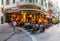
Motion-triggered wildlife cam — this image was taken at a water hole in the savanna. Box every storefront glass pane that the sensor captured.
[29,0,32,3]
[33,0,35,3]
[13,0,15,3]
[25,0,29,3]
[1,0,3,5]
[41,0,43,6]
[45,3,47,7]
[20,0,24,2]
[6,0,10,5]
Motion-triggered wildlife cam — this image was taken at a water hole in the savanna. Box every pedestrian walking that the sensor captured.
[35,23,39,31]
[39,23,44,32]
[12,20,17,31]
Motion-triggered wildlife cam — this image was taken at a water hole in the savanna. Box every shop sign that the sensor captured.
[6,7,20,13]
[50,10,53,18]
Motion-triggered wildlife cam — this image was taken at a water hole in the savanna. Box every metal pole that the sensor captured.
[3,0,5,23]
[58,14,59,27]
[58,14,60,27]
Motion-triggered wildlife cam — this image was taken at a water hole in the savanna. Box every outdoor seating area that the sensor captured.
[5,11,59,34]
[9,16,59,34]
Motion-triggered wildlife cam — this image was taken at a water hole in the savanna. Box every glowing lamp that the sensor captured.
[46,15,49,18]
[39,19,41,22]
[29,15,32,17]
[21,19,24,21]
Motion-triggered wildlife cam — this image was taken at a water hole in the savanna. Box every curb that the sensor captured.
[3,32,16,41]
[19,28,37,41]
[3,28,37,41]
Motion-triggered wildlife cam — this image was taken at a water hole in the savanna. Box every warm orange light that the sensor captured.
[16,18,19,21]
[29,15,32,17]
[44,19,48,22]
[21,19,24,21]
[46,15,49,18]
[11,18,14,21]
[39,19,41,22]
[12,14,16,17]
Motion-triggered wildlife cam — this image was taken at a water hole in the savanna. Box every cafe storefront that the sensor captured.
[5,11,48,23]
[5,5,49,25]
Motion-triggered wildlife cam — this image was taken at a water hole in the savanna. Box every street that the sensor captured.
[0,23,15,41]
[0,0,60,41]
[0,23,60,41]
[33,24,60,41]
[0,23,32,41]
[7,23,60,41]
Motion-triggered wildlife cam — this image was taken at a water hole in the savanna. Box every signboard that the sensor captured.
[5,7,20,13]
[50,10,53,18]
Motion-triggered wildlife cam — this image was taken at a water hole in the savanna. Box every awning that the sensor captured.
[5,8,42,13]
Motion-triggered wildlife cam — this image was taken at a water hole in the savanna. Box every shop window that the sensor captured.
[5,13,11,22]
[33,0,35,3]
[41,0,43,6]
[6,0,10,5]
[29,0,32,3]
[1,0,3,5]
[36,0,37,3]
[45,3,47,7]
[26,0,29,3]
[13,0,15,3]
[20,0,24,2]
[11,13,23,22]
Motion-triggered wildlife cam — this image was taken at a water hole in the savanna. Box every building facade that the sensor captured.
[0,0,49,23]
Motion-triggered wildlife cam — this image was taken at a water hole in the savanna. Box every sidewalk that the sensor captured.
[0,23,15,41]
[7,32,32,41]
[7,23,60,41]
[6,27,32,41]
[0,23,32,41]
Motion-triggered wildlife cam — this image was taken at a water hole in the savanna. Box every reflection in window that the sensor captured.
[36,0,37,3]
[20,0,24,2]
[41,0,43,5]
[45,3,47,7]
[26,0,28,3]
[6,0,9,5]
[13,0,15,3]
[33,0,35,3]
[1,0,3,5]
[29,0,32,3]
